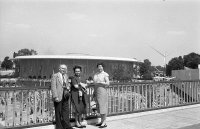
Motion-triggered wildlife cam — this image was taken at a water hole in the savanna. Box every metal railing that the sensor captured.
[0,79,53,128]
[107,80,200,115]
[0,79,200,128]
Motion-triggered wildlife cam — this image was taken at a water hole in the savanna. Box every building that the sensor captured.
[172,65,200,80]
[14,55,140,81]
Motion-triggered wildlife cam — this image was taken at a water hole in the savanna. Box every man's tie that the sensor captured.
[62,74,66,86]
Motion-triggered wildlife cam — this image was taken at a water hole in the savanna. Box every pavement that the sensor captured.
[27,104,200,129]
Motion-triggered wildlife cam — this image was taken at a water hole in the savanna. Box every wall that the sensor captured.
[18,59,138,81]
[172,69,200,80]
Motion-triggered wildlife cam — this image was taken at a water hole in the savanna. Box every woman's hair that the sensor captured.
[88,76,93,80]
[73,65,82,72]
[96,62,105,68]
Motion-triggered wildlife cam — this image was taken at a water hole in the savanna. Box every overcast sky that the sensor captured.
[0,0,199,66]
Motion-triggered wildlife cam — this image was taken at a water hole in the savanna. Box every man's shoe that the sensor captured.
[99,124,107,128]
[81,125,86,128]
[96,123,102,126]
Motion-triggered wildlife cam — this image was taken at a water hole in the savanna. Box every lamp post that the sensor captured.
[149,46,168,76]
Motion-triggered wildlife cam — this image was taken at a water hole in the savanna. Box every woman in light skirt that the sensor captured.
[93,63,110,128]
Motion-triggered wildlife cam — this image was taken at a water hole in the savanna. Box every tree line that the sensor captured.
[166,52,200,76]
[0,49,199,80]
[1,49,37,70]
[139,52,200,79]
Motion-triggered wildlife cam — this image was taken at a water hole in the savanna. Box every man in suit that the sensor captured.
[51,64,73,129]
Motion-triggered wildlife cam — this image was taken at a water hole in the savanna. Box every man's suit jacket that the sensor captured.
[51,72,69,102]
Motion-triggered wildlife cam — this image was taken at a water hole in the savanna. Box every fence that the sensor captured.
[0,79,200,128]
[107,80,200,115]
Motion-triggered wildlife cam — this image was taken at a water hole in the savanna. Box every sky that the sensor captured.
[0,0,199,66]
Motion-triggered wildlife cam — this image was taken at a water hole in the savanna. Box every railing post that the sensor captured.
[130,84,133,111]
[20,91,23,126]
[4,91,6,127]
[184,82,186,103]
[13,91,15,126]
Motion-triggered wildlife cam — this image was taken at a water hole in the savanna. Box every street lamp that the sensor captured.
[149,46,168,76]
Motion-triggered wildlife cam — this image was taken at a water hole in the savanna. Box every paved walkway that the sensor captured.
[28,104,200,129]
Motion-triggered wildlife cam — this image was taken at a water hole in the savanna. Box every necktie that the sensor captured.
[62,75,66,86]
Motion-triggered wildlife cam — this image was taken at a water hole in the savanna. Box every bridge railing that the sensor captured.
[0,79,200,128]
[0,79,53,128]
[106,80,200,115]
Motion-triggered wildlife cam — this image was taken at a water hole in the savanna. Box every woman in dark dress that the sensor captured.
[70,65,87,128]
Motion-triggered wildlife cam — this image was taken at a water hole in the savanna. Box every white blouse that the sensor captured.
[93,71,109,84]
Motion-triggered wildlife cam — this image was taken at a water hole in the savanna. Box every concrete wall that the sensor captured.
[172,69,200,80]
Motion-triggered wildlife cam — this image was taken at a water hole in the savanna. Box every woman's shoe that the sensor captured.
[67,127,74,129]
[77,126,84,128]
[75,124,84,128]
[96,123,102,126]
[99,124,107,128]
[81,125,86,128]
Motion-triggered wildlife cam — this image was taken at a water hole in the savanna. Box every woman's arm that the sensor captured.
[80,82,87,88]
[99,76,109,86]
[96,76,110,86]
[104,76,110,85]
[74,84,79,89]
[71,77,79,89]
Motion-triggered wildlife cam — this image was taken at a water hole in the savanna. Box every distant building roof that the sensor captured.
[14,55,139,62]
[184,66,191,70]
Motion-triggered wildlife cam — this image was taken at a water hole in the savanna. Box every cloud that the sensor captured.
[15,23,31,29]
[66,12,88,21]
[166,30,186,35]
[88,34,98,37]
[1,23,31,32]
[88,34,104,38]
[5,22,31,29]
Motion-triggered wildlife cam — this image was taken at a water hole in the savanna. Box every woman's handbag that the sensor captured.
[80,86,87,94]
[90,95,97,111]
[63,88,70,99]
[90,99,97,115]
[90,100,97,110]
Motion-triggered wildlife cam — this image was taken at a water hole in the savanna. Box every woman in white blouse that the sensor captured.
[93,63,110,128]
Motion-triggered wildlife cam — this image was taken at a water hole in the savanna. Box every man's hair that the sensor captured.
[59,64,67,69]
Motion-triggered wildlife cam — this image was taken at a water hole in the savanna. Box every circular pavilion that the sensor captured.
[14,54,140,81]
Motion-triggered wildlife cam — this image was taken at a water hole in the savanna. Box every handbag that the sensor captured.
[80,86,87,94]
[90,95,97,110]
[63,88,70,99]
[90,100,97,110]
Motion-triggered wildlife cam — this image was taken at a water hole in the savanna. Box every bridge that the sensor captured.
[29,104,200,129]
[0,79,200,129]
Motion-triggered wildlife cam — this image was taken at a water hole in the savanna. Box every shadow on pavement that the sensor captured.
[178,123,200,129]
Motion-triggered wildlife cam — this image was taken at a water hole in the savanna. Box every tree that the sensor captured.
[13,48,37,57]
[166,56,184,76]
[112,65,124,81]
[183,52,200,69]
[112,64,132,82]
[1,56,13,70]
[154,65,165,72]
[151,65,165,77]
[139,59,153,80]
[12,49,37,77]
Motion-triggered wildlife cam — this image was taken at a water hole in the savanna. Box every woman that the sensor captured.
[93,63,110,128]
[70,65,87,128]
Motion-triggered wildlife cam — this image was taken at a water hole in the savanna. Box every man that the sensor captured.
[51,64,73,129]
